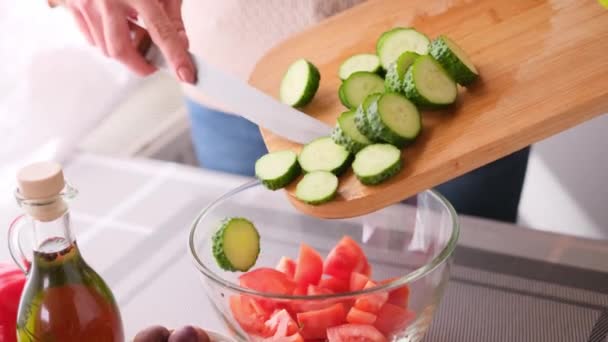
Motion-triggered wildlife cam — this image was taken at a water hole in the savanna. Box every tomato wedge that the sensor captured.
[264,309,299,336]
[323,236,368,280]
[294,244,323,288]
[318,276,350,293]
[374,303,416,335]
[327,324,387,342]
[296,303,347,340]
[349,272,369,292]
[239,268,296,295]
[353,281,388,314]
[346,307,377,325]
[229,295,272,336]
[380,278,410,307]
[276,257,297,280]
[308,284,333,296]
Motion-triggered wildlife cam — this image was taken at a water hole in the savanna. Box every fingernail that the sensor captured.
[177,66,195,84]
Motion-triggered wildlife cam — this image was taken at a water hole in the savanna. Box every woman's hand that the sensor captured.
[63,0,195,83]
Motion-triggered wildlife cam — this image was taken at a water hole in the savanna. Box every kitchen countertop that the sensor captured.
[1,153,606,340]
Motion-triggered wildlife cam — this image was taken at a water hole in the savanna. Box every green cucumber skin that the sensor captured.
[212,218,260,272]
[384,51,420,93]
[353,146,403,185]
[331,126,368,154]
[367,94,421,148]
[293,61,321,107]
[354,93,383,142]
[257,161,301,191]
[403,57,456,109]
[338,82,350,108]
[429,36,478,86]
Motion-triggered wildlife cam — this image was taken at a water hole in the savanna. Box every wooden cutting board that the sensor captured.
[249,0,608,219]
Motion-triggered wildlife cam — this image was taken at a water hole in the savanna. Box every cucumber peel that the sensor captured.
[212,218,260,272]
[332,110,373,154]
[430,35,478,86]
[403,54,457,108]
[385,51,419,93]
[280,59,320,107]
[255,150,301,190]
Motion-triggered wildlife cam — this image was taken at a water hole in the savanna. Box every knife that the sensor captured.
[142,39,332,144]
[48,0,331,144]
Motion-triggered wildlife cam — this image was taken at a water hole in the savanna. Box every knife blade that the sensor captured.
[145,41,332,144]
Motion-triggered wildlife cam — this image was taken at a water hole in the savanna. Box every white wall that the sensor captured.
[518,114,608,240]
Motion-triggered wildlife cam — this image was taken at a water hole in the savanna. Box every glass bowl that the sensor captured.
[189,180,459,342]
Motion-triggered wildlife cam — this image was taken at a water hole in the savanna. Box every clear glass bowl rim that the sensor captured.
[188,180,460,300]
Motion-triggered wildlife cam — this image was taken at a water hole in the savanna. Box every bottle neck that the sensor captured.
[30,209,75,254]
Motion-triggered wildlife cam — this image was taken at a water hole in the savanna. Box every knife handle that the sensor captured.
[47,0,158,65]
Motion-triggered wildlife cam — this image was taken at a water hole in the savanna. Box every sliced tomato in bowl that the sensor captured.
[318,276,350,293]
[294,244,323,288]
[229,295,272,336]
[349,272,369,292]
[275,257,297,280]
[323,236,368,280]
[297,302,347,340]
[327,324,387,342]
[380,278,410,307]
[354,281,388,314]
[374,303,416,335]
[346,307,377,325]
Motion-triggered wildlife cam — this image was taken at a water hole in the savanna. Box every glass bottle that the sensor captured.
[8,161,124,342]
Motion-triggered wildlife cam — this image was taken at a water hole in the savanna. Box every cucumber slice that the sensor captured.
[295,171,339,205]
[332,110,373,154]
[298,137,352,176]
[353,144,402,185]
[354,93,383,142]
[339,54,382,80]
[385,51,419,93]
[212,218,260,272]
[368,92,422,147]
[404,55,457,107]
[430,35,478,86]
[340,71,385,109]
[280,59,320,107]
[338,82,349,107]
[255,150,301,190]
[376,28,430,70]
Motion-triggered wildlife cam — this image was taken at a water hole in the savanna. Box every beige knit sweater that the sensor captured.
[181,0,365,111]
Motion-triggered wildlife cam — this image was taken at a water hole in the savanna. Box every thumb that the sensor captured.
[137,0,195,83]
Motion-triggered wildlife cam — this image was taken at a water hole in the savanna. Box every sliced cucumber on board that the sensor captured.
[354,93,383,142]
[339,71,385,109]
[368,92,422,147]
[255,150,300,190]
[404,54,457,107]
[298,137,352,176]
[339,54,382,80]
[376,28,430,70]
[353,144,402,185]
[295,171,339,205]
[280,59,320,107]
[212,218,260,272]
[332,110,373,154]
[385,51,419,93]
[430,35,478,86]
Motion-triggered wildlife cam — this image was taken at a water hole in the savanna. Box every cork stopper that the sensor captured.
[17,161,65,200]
[16,161,67,221]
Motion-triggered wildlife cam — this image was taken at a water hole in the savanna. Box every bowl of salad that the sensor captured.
[189,180,459,342]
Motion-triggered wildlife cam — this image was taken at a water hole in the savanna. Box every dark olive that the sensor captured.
[133,325,171,342]
[168,325,209,342]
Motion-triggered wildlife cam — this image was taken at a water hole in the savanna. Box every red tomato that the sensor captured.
[239,268,296,295]
[296,303,346,340]
[0,263,26,342]
[276,257,297,280]
[264,309,299,336]
[374,304,416,335]
[380,278,410,307]
[294,244,323,288]
[318,276,350,293]
[349,272,369,292]
[354,281,388,314]
[362,260,373,277]
[307,284,333,296]
[327,324,387,342]
[229,295,273,336]
[323,236,368,280]
[346,307,377,325]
